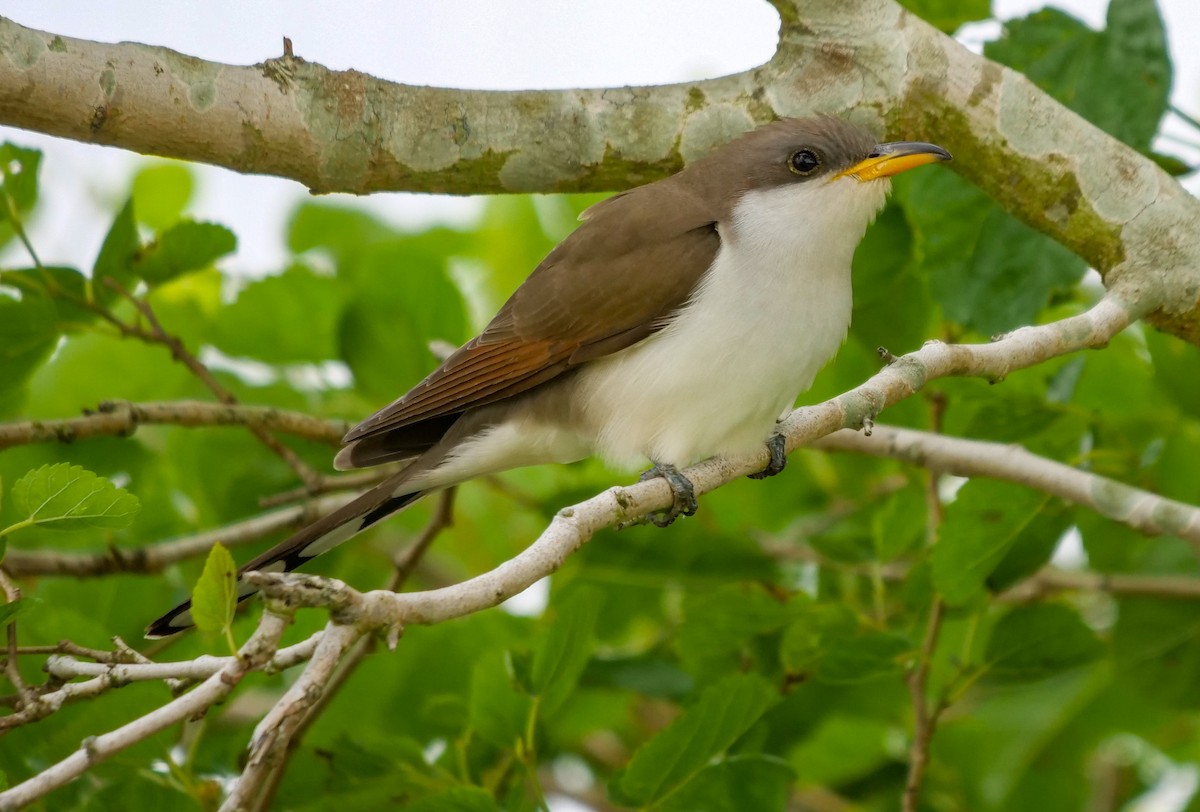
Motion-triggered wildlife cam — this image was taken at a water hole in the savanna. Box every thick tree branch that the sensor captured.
[1,3,1197,340]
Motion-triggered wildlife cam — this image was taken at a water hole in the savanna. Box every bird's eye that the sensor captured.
[789,149,821,176]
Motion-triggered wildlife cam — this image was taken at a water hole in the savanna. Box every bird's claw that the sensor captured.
[748,433,787,480]
[640,463,698,527]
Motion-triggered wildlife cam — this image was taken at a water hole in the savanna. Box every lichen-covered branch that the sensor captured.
[1,5,1199,340]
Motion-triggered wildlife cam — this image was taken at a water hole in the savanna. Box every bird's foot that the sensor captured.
[748,432,787,480]
[639,463,698,527]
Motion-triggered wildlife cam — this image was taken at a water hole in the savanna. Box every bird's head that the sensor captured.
[693,116,951,251]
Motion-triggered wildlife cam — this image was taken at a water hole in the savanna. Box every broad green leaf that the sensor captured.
[338,243,467,400]
[528,586,602,715]
[1146,328,1200,419]
[288,201,393,257]
[0,291,59,405]
[658,755,794,812]
[406,787,501,812]
[787,715,893,786]
[932,480,1049,605]
[190,542,237,639]
[817,629,911,685]
[11,463,140,531]
[91,198,139,302]
[212,264,343,364]
[960,209,1086,335]
[780,603,857,677]
[896,170,1085,335]
[679,583,797,680]
[130,162,194,231]
[985,0,1170,151]
[871,484,927,561]
[467,648,532,749]
[986,502,1074,591]
[617,673,778,806]
[985,603,1105,680]
[134,221,236,285]
[898,0,990,33]
[1113,598,1200,708]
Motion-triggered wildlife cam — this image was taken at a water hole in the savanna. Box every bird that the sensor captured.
[145,115,951,637]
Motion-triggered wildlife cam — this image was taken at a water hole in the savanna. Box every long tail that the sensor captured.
[145,472,425,638]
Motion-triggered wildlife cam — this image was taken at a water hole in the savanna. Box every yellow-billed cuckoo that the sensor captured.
[146,116,950,637]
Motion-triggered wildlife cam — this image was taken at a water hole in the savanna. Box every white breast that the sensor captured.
[572,177,889,469]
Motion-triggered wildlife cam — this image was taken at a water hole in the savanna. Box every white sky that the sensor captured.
[0,0,1198,273]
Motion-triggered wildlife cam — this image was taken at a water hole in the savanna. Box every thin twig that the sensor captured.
[0,610,292,808]
[903,598,945,812]
[901,392,948,812]
[104,279,323,490]
[3,493,357,578]
[0,400,346,451]
[0,569,30,710]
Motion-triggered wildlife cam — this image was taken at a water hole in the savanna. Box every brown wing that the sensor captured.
[342,176,720,449]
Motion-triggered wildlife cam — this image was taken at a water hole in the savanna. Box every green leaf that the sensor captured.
[405,787,500,812]
[190,542,238,640]
[985,0,1170,151]
[787,715,894,786]
[986,503,1074,591]
[11,463,140,531]
[1113,598,1200,708]
[91,198,140,302]
[932,480,1049,605]
[134,221,236,285]
[338,243,467,400]
[0,290,59,405]
[288,201,393,257]
[897,170,1086,335]
[959,209,1086,335]
[986,603,1105,680]
[0,142,41,211]
[130,162,194,231]
[528,586,602,715]
[1146,328,1200,420]
[657,755,795,812]
[679,583,796,680]
[897,0,990,33]
[0,598,33,626]
[816,629,911,685]
[467,648,533,749]
[212,264,343,364]
[617,673,778,807]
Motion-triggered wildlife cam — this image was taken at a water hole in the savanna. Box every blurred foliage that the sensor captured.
[1,0,1200,809]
